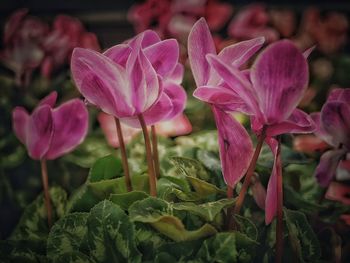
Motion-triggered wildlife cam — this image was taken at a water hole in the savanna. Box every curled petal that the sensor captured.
[212,106,253,188]
[161,82,187,120]
[188,17,216,87]
[26,105,53,160]
[266,109,315,137]
[144,39,179,78]
[12,106,30,144]
[103,44,132,67]
[251,40,309,124]
[38,91,57,107]
[45,99,88,160]
[315,149,347,187]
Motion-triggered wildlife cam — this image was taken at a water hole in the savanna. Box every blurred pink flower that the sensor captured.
[228,4,278,43]
[293,134,329,154]
[12,91,88,160]
[269,9,296,38]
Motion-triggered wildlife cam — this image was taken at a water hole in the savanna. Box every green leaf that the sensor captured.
[172,199,235,222]
[0,239,47,263]
[233,215,259,241]
[47,213,89,261]
[196,232,258,263]
[10,186,67,241]
[53,251,94,263]
[284,208,321,262]
[109,191,149,210]
[129,197,217,242]
[155,240,203,262]
[187,176,226,197]
[86,200,142,263]
[170,157,210,181]
[89,154,123,182]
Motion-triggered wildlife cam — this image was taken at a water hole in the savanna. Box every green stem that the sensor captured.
[115,117,132,192]
[40,159,52,228]
[138,114,157,196]
[151,125,160,179]
[233,127,266,215]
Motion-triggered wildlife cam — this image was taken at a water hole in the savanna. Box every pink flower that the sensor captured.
[71,30,186,128]
[155,113,192,137]
[228,4,278,43]
[207,38,314,223]
[293,134,328,154]
[12,91,88,160]
[188,18,262,188]
[312,88,350,187]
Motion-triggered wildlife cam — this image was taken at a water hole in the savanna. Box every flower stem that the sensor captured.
[115,117,132,192]
[40,159,52,228]
[138,114,157,196]
[151,125,160,179]
[276,138,283,263]
[233,127,266,215]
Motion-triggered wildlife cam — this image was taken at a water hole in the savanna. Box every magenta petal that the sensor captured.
[218,37,265,67]
[144,39,179,78]
[327,88,350,103]
[168,63,184,85]
[303,46,316,59]
[38,91,57,107]
[251,40,309,124]
[140,30,161,47]
[71,48,132,117]
[12,106,29,144]
[161,82,187,120]
[321,101,350,147]
[251,176,267,210]
[45,99,88,160]
[310,112,334,146]
[212,107,253,187]
[121,92,173,128]
[103,44,132,67]
[26,105,53,160]
[266,109,315,137]
[315,149,347,187]
[188,18,216,87]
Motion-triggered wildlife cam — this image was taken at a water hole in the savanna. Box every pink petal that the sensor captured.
[327,88,350,103]
[4,9,28,45]
[103,44,132,67]
[321,102,350,147]
[71,48,133,117]
[26,105,53,160]
[12,106,30,144]
[310,112,335,146]
[161,82,187,120]
[144,39,179,78]
[155,114,192,137]
[266,109,315,137]
[218,37,265,68]
[212,106,253,188]
[303,46,316,59]
[98,112,140,148]
[188,18,216,87]
[140,30,161,47]
[38,91,57,107]
[251,175,267,210]
[167,63,184,85]
[293,135,329,154]
[45,99,88,159]
[251,40,309,124]
[315,149,347,187]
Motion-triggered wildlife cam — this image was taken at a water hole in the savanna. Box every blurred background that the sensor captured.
[0,0,349,239]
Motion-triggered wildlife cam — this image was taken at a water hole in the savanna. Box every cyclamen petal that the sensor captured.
[161,82,187,120]
[168,63,184,85]
[38,91,58,107]
[327,88,350,103]
[12,106,30,144]
[212,107,253,187]
[45,99,88,160]
[103,44,132,67]
[310,112,335,147]
[251,40,308,124]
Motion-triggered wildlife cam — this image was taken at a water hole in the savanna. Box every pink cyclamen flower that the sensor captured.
[71,29,186,128]
[188,18,265,188]
[12,91,88,160]
[312,88,350,187]
[228,4,279,43]
[206,38,314,223]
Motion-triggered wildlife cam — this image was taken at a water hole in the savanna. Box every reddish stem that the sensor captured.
[151,125,160,179]
[40,159,52,228]
[276,139,283,263]
[233,127,266,214]
[138,114,157,196]
[115,117,132,192]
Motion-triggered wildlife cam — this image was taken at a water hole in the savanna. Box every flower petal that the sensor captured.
[168,63,184,85]
[218,37,265,67]
[310,112,334,146]
[315,149,347,187]
[155,114,192,137]
[161,82,187,120]
[327,88,350,103]
[251,174,267,210]
[144,39,179,78]
[45,99,88,160]
[71,48,132,117]
[26,105,53,160]
[12,106,29,144]
[38,91,57,107]
[212,106,253,188]
[188,18,216,87]
[303,46,316,59]
[266,109,315,137]
[103,44,132,67]
[251,40,309,124]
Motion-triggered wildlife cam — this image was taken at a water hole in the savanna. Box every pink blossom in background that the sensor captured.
[228,4,279,43]
[293,134,329,154]
[12,91,88,160]
[269,9,296,38]
[71,29,186,129]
